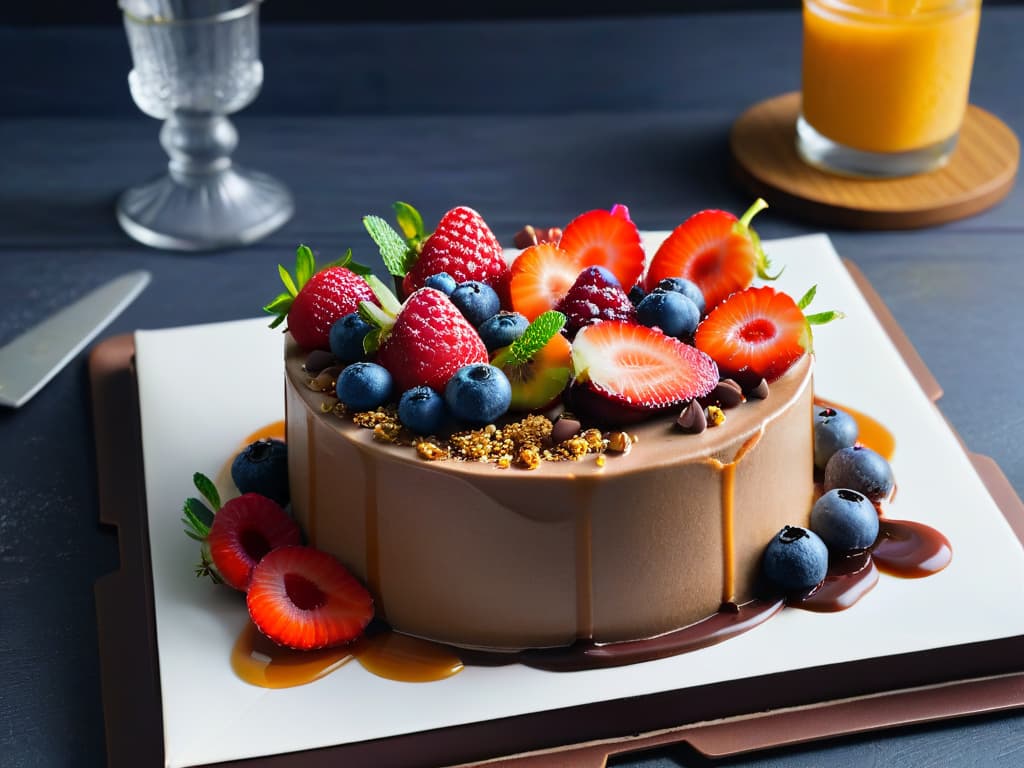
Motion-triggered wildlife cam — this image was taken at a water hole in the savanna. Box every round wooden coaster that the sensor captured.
[729,92,1019,229]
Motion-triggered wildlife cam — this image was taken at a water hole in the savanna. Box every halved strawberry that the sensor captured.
[694,285,841,385]
[643,199,776,311]
[508,243,582,321]
[247,545,374,650]
[264,245,378,351]
[362,285,488,393]
[206,494,302,592]
[401,206,509,300]
[569,321,719,426]
[559,208,645,291]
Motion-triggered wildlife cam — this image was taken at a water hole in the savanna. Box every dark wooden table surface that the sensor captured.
[2,7,1023,767]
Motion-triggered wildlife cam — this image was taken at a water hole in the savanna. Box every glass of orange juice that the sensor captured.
[798,0,981,177]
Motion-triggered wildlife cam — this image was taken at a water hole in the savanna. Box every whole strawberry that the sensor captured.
[264,245,379,350]
[361,285,488,393]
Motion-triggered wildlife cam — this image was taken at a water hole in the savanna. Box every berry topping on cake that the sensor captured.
[362,284,489,394]
[508,243,582,321]
[694,285,842,386]
[231,439,290,506]
[450,280,502,327]
[423,272,458,296]
[398,385,448,435]
[653,277,706,316]
[329,313,373,363]
[636,289,700,340]
[400,206,509,299]
[491,311,572,411]
[207,494,302,592]
[762,526,829,593]
[568,321,719,426]
[478,311,529,352]
[555,265,636,338]
[559,207,645,290]
[444,363,512,426]
[643,199,777,310]
[336,362,394,411]
[246,545,374,650]
[264,245,378,351]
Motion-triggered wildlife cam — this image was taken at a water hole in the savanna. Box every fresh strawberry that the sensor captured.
[206,493,302,592]
[694,285,842,385]
[401,206,509,301]
[559,207,645,291]
[555,265,635,338]
[264,245,378,351]
[643,199,777,311]
[247,545,374,650]
[362,285,488,393]
[568,321,719,426]
[508,243,582,321]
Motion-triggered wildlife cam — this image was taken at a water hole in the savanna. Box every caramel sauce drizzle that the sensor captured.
[232,623,462,688]
[815,398,895,461]
[706,428,764,604]
[240,420,286,447]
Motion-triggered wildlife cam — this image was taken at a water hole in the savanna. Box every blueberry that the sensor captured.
[230,439,289,506]
[823,445,894,502]
[478,311,529,352]
[424,272,458,296]
[762,525,829,592]
[813,406,859,469]
[636,290,700,339]
[329,313,372,363]
[450,280,501,327]
[336,362,393,411]
[810,488,880,552]
[656,277,706,316]
[444,363,512,426]
[627,284,646,307]
[398,385,447,435]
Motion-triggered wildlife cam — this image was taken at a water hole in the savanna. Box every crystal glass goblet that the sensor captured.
[116,0,293,251]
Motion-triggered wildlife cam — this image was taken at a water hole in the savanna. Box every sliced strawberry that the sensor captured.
[264,246,379,351]
[643,199,775,311]
[508,243,582,321]
[559,208,645,291]
[569,321,719,426]
[371,287,489,393]
[694,286,811,385]
[247,545,374,650]
[555,265,635,338]
[402,206,509,300]
[207,494,302,592]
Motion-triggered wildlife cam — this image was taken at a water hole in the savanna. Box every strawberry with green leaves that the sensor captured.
[694,285,843,386]
[182,473,301,591]
[264,245,379,351]
[359,277,489,394]
[364,202,509,302]
[644,199,779,311]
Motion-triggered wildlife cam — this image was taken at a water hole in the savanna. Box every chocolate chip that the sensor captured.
[747,378,770,400]
[304,349,338,374]
[720,601,740,614]
[512,225,539,249]
[713,379,745,409]
[676,400,707,434]
[551,416,582,443]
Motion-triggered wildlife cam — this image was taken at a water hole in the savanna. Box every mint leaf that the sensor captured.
[192,472,221,512]
[506,311,566,365]
[364,215,414,278]
[797,285,817,310]
[393,201,425,242]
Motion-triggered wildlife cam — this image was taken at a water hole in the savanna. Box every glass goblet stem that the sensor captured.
[161,111,237,181]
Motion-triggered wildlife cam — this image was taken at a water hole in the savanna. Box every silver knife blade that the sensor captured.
[0,270,151,408]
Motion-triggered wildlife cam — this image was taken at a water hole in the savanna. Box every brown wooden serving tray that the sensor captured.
[91,261,1024,768]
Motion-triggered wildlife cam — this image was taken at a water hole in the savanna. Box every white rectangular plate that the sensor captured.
[133,234,1024,768]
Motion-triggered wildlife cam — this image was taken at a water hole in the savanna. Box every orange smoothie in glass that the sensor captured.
[802,0,981,155]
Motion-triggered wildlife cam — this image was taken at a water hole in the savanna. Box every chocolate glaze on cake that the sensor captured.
[285,336,815,652]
